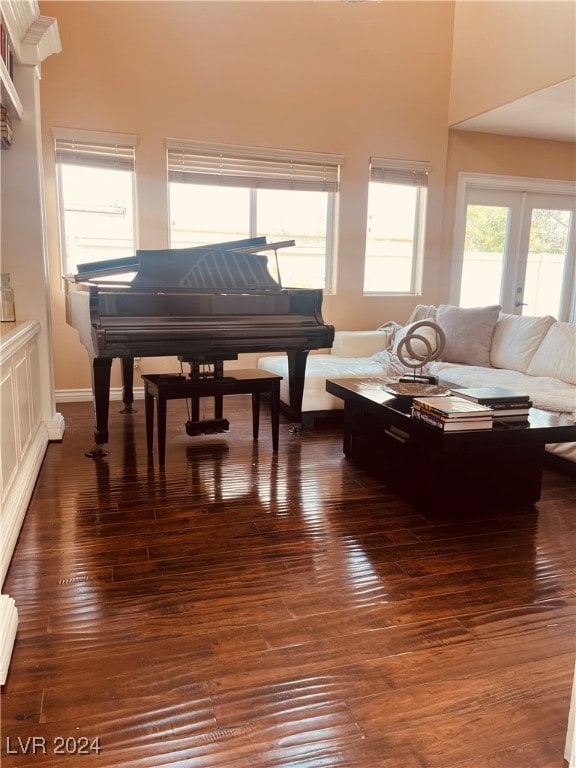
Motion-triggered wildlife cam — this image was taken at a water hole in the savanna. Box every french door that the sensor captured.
[451,174,576,321]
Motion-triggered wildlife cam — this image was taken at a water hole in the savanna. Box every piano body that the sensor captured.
[65,237,334,453]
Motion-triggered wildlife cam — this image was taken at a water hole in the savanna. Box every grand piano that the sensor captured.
[65,237,335,454]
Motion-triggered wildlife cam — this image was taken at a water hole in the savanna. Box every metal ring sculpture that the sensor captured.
[396,320,446,370]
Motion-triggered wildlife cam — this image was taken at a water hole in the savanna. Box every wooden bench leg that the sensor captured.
[156,395,168,467]
[271,381,280,452]
[145,386,155,456]
[252,392,260,441]
[191,395,200,423]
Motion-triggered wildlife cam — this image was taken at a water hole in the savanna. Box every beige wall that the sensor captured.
[37,1,575,394]
[449,0,576,125]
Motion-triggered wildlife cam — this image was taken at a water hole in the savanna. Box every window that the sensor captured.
[54,128,137,276]
[166,139,342,291]
[364,158,430,294]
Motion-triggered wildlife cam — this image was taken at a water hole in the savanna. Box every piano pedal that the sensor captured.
[185,418,230,437]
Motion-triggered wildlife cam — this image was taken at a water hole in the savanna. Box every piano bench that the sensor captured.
[141,369,283,466]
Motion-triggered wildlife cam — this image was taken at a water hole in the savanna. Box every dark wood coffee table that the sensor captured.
[326,377,576,509]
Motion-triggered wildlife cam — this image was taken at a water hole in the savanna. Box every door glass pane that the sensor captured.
[523,208,571,317]
[460,204,509,307]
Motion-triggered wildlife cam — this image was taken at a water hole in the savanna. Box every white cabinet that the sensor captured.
[0,322,49,684]
[0,321,47,587]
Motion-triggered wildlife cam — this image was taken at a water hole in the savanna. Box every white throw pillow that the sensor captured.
[526,322,576,385]
[436,304,501,367]
[490,313,556,373]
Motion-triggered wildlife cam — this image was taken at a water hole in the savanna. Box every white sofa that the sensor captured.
[258,304,576,467]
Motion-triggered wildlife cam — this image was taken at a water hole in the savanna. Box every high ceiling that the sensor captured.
[450,78,576,144]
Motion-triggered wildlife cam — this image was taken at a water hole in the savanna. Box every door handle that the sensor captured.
[515,301,528,307]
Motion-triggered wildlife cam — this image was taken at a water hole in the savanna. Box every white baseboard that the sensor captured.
[566,663,576,766]
[56,387,145,403]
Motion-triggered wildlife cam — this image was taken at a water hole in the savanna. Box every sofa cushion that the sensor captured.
[436,304,501,367]
[526,322,576,385]
[331,330,391,358]
[490,313,556,373]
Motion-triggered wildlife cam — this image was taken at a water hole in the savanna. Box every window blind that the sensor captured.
[53,128,137,171]
[166,139,343,193]
[370,157,431,187]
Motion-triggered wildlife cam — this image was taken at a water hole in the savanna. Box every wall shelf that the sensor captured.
[0,56,23,120]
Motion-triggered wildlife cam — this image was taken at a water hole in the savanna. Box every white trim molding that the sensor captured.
[1,2,61,66]
[456,172,576,196]
[56,387,145,403]
[566,664,576,767]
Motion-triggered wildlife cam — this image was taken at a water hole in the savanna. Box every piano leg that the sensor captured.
[120,357,137,414]
[86,357,112,457]
[286,349,309,422]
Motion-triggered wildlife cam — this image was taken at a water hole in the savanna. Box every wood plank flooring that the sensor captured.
[1,396,575,767]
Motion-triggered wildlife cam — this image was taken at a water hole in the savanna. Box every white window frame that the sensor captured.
[53,127,138,277]
[165,138,343,293]
[451,173,576,321]
[364,157,431,296]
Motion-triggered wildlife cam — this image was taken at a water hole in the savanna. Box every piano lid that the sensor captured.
[72,237,295,291]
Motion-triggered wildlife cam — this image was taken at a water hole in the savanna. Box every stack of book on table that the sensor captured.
[453,386,532,422]
[411,396,494,431]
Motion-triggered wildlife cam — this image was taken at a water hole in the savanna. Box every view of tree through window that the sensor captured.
[528,209,570,254]
[464,205,569,254]
[463,204,509,252]
[460,204,508,306]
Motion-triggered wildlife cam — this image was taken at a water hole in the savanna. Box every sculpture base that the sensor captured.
[398,374,438,385]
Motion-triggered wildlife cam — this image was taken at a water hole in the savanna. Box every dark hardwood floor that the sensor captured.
[1,396,575,767]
